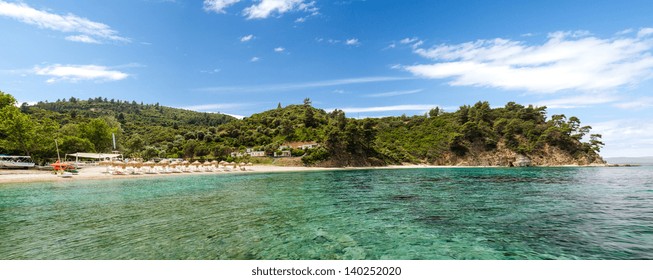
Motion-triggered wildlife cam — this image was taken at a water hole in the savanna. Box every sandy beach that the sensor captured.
[0,165,421,184]
[0,165,333,184]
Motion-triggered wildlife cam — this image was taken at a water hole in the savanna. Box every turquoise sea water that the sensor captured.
[1,167,652,259]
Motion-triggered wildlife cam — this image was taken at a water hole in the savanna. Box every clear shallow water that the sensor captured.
[1,167,652,260]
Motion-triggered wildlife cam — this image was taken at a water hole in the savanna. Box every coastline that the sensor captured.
[0,163,611,185]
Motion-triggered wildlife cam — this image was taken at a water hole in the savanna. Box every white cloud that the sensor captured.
[345,38,360,46]
[65,35,100,44]
[33,64,128,83]
[616,29,633,36]
[0,1,128,43]
[533,94,620,109]
[591,119,653,157]
[182,103,252,119]
[244,0,318,20]
[182,103,249,111]
[200,68,221,74]
[614,97,653,109]
[240,34,254,42]
[637,28,653,38]
[400,37,418,44]
[198,76,413,93]
[274,47,285,52]
[398,37,422,48]
[250,56,260,62]
[224,113,246,119]
[328,104,440,114]
[405,28,653,93]
[365,89,424,98]
[203,0,241,13]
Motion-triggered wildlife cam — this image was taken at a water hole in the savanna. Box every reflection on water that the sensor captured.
[1,167,652,259]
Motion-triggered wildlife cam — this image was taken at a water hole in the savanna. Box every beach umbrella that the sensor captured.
[113,161,126,169]
[191,160,201,166]
[247,162,253,166]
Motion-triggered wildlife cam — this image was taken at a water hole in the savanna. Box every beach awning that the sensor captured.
[66,153,122,160]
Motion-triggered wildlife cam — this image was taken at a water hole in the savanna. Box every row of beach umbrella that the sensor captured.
[100,160,253,174]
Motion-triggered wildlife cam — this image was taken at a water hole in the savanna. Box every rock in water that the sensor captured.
[514,154,532,167]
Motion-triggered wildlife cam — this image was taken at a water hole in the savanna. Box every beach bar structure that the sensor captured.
[65,152,123,163]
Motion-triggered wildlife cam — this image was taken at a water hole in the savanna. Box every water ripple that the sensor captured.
[1,167,652,259]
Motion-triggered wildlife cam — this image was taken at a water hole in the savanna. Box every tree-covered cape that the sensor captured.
[1,91,603,166]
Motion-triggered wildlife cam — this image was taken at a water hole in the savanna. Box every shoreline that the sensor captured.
[0,163,616,185]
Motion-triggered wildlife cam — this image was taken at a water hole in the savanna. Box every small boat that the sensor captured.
[58,172,74,178]
[0,155,36,169]
[50,160,79,174]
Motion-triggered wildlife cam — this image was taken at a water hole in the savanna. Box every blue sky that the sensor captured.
[2,0,653,157]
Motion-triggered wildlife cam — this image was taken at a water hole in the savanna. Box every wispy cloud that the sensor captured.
[198,76,413,93]
[614,97,653,109]
[364,89,424,98]
[33,64,129,83]
[181,103,254,119]
[591,119,653,157]
[200,68,221,74]
[240,34,254,42]
[327,104,440,114]
[274,47,285,52]
[405,28,653,93]
[243,0,318,20]
[318,37,364,47]
[400,37,419,44]
[65,35,100,44]
[203,0,241,13]
[182,103,250,111]
[250,56,260,62]
[345,38,360,46]
[0,1,129,44]
[224,113,246,119]
[533,94,620,109]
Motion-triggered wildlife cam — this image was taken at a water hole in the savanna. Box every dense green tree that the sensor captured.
[0,90,17,108]
[59,135,94,155]
[589,134,604,152]
[81,118,117,152]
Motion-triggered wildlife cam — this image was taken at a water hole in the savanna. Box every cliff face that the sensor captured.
[431,142,605,167]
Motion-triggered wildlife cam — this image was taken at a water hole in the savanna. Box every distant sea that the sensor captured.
[1,167,652,259]
[605,156,653,165]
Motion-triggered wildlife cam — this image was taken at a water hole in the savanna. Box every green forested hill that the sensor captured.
[1,91,604,166]
[1,93,235,163]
